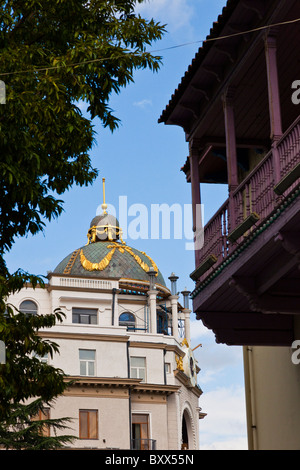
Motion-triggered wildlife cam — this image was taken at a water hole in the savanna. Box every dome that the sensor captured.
[53,240,166,287]
[88,212,121,243]
[53,178,167,292]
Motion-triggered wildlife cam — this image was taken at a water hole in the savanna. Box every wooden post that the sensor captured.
[189,139,202,267]
[222,87,238,232]
[264,32,282,142]
[264,32,282,185]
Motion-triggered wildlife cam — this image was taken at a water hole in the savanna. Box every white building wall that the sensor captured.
[7,276,201,451]
[52,394,131,449]
[131,402,169,450]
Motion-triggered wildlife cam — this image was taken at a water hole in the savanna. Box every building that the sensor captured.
[159,0,300,450]
[8,184,204,450]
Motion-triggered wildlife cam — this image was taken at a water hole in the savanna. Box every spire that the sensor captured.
[102,177,108,215]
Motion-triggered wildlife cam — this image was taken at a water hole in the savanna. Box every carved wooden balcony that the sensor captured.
[192,115,300,284]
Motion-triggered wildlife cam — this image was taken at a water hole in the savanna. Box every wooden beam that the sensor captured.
[241,0,265,19]
[202,65,223,83]
[229,275,300,314]
[215,44,237,63]
[190,84,210,101]
[196,310,294,346]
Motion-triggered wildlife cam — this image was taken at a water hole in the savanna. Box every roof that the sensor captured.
[158,0,240,124]
[53,240,166,287]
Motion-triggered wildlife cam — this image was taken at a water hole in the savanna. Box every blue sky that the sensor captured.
[4,0,248,449]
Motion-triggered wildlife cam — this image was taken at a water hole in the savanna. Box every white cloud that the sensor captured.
[190,318,212,340]
[189,319,247,448]
[199,386,248,450]
[133,99,152,108]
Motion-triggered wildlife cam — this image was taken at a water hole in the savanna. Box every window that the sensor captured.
[130,357,146,382]
[79,410,98,439]
[19,300,38,315]
[119,312,136,330]
[165,362,171,374]
[79,349,95,376]
[72,308,97,324]
[132,414,150,450]
[32,408,50,437]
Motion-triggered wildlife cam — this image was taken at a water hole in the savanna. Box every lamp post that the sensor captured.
[168,272,179,296]
[181,287,191,310]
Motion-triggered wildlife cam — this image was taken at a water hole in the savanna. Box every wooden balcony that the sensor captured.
[191,115,300,285]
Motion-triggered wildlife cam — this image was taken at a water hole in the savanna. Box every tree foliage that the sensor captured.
[0,261,76,448]
[0,261,68,420]
[0,0,165,448]
[0,398,74,450]
[0,0,165,253]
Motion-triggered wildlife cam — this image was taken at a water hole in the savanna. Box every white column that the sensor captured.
[148,290,157,334]
[112,288,119,326]
[183,308,191,345]
[170,295,179,340]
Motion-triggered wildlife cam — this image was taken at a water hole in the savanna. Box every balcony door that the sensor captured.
[132,414,149,450]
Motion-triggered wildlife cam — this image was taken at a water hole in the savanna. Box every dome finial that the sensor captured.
[102,177,108,215]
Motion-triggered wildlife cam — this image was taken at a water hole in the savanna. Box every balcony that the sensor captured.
[131,439,157,450]
[191,115,300,285]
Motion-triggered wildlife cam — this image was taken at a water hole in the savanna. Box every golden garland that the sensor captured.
[80,246,117,272]
[80,242,158,276]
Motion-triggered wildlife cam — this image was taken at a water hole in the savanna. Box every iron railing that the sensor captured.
[131,439,157,450]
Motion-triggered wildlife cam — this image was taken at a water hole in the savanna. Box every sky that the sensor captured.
[4,0,248,450]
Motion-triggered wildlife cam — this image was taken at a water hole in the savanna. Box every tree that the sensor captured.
[0,0,165,253]
[0,398,74,450]
[0,261,75,448]
[0,0,165,448]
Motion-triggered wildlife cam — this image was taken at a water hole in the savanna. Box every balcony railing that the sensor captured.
[131,439,157,450]
[193,115,300,283]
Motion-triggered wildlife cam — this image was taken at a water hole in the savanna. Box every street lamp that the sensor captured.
[168,272,179,296]
[181,287,191,310]
[148,266,157,290]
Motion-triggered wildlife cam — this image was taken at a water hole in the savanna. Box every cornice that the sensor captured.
[129,341,185,357]
[38,331,130,343]
[174,370,203,397]
[63,376,180,399]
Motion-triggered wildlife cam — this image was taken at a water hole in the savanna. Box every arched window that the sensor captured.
[19,300,38,315]
[119,312,136,330]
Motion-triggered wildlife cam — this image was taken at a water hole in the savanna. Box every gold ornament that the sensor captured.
[80,242,158,276]
[175,355,184,371]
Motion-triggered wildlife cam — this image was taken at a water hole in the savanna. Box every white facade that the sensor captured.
[8,210,203,450]
[10,275,201,450]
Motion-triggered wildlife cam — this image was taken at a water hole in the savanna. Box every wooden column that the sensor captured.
[264,32,282,141]
[264,32,282,184]
[189,139,202,267]
[222,87,238,232]
[223,87,239,189]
